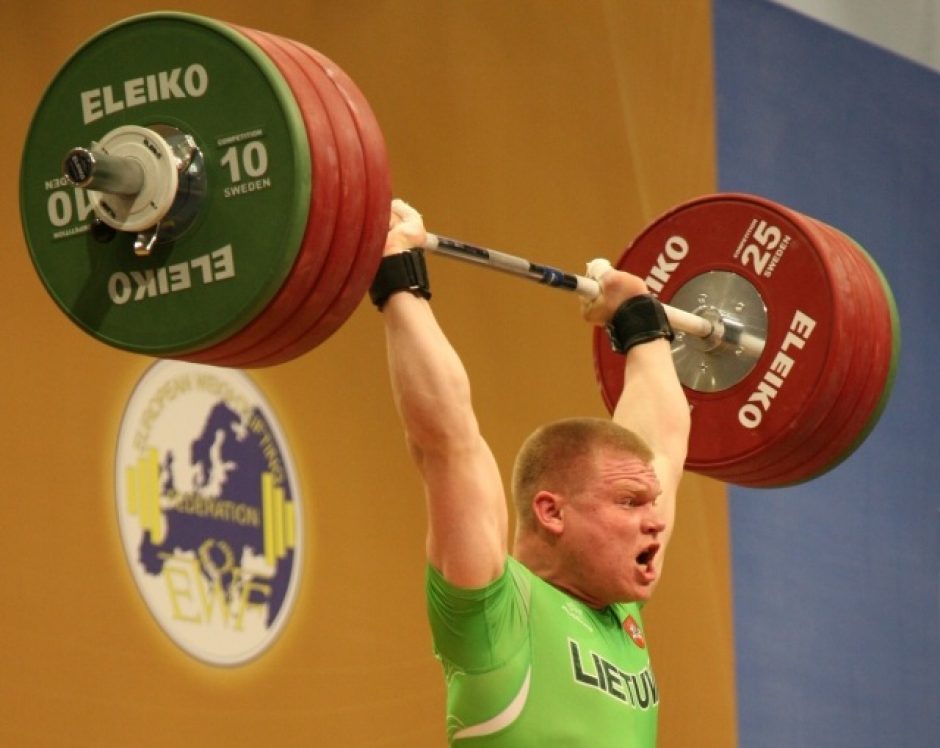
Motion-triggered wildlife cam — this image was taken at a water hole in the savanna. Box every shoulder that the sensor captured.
[426,557,532,607]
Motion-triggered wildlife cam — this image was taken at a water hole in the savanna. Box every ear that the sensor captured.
[531,491,566,536]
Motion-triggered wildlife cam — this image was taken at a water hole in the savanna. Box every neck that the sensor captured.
[514,531,605,609]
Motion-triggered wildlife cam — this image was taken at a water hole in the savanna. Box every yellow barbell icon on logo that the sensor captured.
[125,448,295,566]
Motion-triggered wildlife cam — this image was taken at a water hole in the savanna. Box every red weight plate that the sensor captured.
[594,194,852,481]
[216,30,369,368]
[804,230,899,475]
[245,42,390,366]
[239,40,380,367]
[182,25,342,366]
[304,43,389,287]
[712,213,870,485]
[697,206,869,484]
[722,218,871,485]
[707,207,873,483]
[180,25,338,365]
[749,222,897,486]
[743,228,882,486]
[595,196,849,478]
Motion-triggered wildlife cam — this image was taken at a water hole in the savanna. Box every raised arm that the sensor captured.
[378,201,508,588]
[582,267,691,551]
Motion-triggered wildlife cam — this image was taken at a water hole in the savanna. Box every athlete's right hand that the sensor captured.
[581,258,650,325]
[385,199,427,256]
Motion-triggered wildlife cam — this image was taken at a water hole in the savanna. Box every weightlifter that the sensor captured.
[372,200,690,746]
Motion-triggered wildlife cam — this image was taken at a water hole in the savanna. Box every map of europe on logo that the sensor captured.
[115,360,303,665]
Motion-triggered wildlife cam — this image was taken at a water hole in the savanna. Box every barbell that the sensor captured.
[19,13,899,488]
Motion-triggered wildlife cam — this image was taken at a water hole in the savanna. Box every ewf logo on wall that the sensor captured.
[115,360,303,665]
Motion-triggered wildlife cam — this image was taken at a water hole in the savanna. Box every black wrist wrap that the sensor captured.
[369,248,432,310]
[605,294,674,354]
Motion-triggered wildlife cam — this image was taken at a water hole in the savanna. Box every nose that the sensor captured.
[641,505,666,536]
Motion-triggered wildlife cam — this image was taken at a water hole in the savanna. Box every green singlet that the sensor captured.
[426,557,658,746]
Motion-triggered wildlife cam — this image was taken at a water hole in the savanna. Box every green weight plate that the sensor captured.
[20,12,310,355]
[184,24,343,366]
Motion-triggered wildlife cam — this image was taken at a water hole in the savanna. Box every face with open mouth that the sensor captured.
[558,448,666,607]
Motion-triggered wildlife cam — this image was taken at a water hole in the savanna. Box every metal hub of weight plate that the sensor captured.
[667,270,768,393]
[20,12,312,356]
[74,124,179,233]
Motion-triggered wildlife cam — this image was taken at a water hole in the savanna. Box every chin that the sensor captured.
[623,580,658,604]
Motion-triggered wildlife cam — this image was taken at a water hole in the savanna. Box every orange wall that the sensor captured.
[1,1,735,745]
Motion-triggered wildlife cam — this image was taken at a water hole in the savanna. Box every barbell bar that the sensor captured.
[56,145,766,365]
[422,233,765,358]
[19,12,899,487]
[55,138,761,359]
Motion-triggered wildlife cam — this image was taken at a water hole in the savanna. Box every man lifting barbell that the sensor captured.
[373,200,690,746]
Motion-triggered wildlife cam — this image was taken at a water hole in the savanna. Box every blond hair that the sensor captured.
[510,417,653,527]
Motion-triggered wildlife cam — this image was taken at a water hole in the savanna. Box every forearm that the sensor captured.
[383,292,479,455]
[613,339,690,479]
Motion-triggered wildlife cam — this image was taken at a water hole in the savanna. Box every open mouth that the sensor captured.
[636,544,660,567]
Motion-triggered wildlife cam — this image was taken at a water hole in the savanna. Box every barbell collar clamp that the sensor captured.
[62,124,205,242]
[134,223,161,257]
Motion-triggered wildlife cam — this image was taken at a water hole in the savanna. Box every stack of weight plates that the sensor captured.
[20,12,390,367]
[593,194,899,488]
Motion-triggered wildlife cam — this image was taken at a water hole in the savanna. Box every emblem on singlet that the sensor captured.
[624,615,646,648]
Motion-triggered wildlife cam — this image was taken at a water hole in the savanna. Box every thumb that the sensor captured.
[384,199,427,255]
[580,258,614,323]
